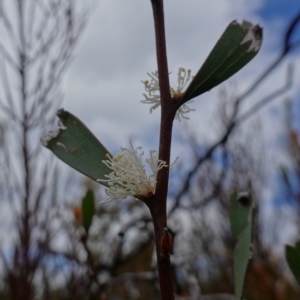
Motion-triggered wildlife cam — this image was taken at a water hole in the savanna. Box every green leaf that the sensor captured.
[40,109,111,186]
[181,20,262,102]
[286,240,300,284]
[230,191,253,300]
[81,189,96,234]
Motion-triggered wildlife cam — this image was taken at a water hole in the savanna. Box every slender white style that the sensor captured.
[141,68,195,120]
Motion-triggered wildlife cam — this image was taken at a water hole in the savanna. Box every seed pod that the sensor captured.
[160,227,173,257]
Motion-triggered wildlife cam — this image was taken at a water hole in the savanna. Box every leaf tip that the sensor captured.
[237,191,252,207]
[240,20,263,53]
[40,130,60,147]
[57,108,67,118]
[40,108,68,147]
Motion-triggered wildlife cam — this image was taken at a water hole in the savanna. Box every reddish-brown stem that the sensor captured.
[146,199,174,300]
[146,0,177,299]
[151,0,171,109]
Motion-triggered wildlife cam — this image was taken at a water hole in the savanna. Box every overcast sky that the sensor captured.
[0,0,300,256]
[63,0,300,156]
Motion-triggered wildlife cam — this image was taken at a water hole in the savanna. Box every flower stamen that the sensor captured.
[141,68,195,120]
[97,142,168,201]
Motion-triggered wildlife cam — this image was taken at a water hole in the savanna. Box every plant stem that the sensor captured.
[151,0,171,109]
[147,0,176,299]
[147,199,175,300]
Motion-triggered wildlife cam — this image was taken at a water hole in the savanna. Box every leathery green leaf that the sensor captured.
[81,189,96,235]
[286,240,300,284]
[230,191,253,300]
[181,20,262,102]
[40,109,111,186]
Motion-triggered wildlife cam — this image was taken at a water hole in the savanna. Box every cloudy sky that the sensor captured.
[0,0,299,259]
[63,0,300,157]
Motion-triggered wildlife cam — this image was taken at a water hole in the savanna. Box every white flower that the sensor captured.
[141,68,195,120]
[171,67,192,95]
[97,142,168,200]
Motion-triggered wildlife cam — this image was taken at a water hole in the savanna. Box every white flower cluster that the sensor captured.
[97,142,168,200]
[141,68,195,120]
